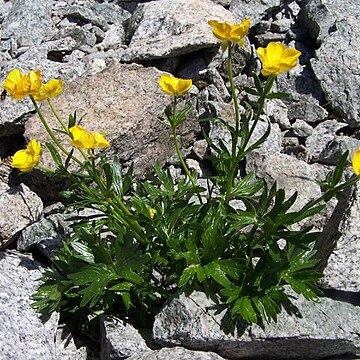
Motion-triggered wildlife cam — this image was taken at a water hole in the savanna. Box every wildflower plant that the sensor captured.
[4,19,359,330]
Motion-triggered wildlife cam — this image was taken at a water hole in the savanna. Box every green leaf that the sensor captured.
[245,121,271,154]
[64,149,74,170]
[71,241,95,263]
[68,112,77,128]
[178,266,196,287]
[266,92,289,99]
[253,72,263,95]
[46,142,63,168]
[244,87,259,96]
[332,150,349,187]
[231,296,258,323]
[204,261,231,288]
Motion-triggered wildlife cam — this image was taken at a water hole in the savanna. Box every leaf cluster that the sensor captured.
[32,74,357,330]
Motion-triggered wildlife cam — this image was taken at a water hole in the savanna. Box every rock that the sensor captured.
[317,136,360,165]
[264,99,291,130]
[319,183,360,292]
[0,170,43,248]
[305,120,347,162]
[230,0,281,25]
[246,152,321,211]
[0,251,88,359]
[122,0,236,62]
[17,213,70,252]
[192,139,208,160]
[254,32,287,47]
[153,291,360,359]
[100,316,150,360]
[24,63,200,175]
[300,0,360,43]
[292,119,313,138]
[276,64,328,124]
[209,119,282,157]
[311,15,360,127]
[128,346,226,360]
[1,0,55,46]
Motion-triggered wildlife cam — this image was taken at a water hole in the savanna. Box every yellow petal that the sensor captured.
[33,79,63,101]
[3,69,29,100]
[11,139,42,172]
[28,70,42,94]
[93,132,110,148]
[159,74,192,97]
[209,18,250,45]
[257,42,301,77]
[352,147,360,176]
[69,125,95,149]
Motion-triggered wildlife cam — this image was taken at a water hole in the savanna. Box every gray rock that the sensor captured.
[98,24,126,51]
[153,291,360,359]
[0,251,88,359]
[54,4,108,31]
[264,99,291,130]
[230,0,281,25]
[192,139,208,160]
[320,182,360,292]
[100,316,150,360]
[254,32,287,47]
[122,0,236,62]
[209,119,282,157]
[317,136,360,165]
[276,64,328,124]
[246,152,321,212]
[300,0,360,43]
[1,0,55,46]
[17,213,70,252]
[305,120,347,162]
[311,15,360,127]
[24,63,200,175]
[286,95,329,123]
[0,177,43,248]
[292,119,313,138]
[128,346,226,360]
[271,18,293,33]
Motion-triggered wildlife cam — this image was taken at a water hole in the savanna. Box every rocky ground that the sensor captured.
[0,0,360,359]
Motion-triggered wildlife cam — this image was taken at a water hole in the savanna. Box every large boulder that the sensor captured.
[310,15,360,127]
[153,291,359,359]
[24,63,200,175]
[0,251,89,359]
[122,0,236,62]
[0,165,43,248]
[1,0,55,46]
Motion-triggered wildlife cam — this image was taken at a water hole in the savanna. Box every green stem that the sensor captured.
[225,44,241,203]
[30,97,84,167]
[47,99,68,133]
[242,75,275,152]
[171,97,203,204]
[37,164,55,173]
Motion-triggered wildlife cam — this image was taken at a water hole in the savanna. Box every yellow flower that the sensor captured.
[208,18,250,50]
[352,147,360,176]
[3,69,42,100]
[33,79,63,102]
[93,131,111,148]
[158,74,192,97]
[11,139,42,172]
[257,42,301,77]
[149,208,157,220]
[69,125,110,149]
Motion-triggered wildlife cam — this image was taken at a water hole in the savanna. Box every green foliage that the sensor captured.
[31,56,358,332]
